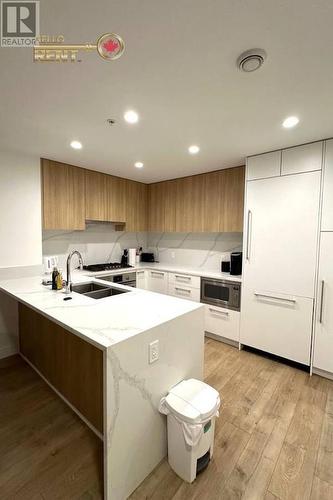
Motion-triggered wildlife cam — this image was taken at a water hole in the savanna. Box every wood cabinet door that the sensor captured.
[85,170,108,221]
[42,159,85,230]
[126,180,148,231]
[203,171,222,232]
[175,176,204,232]
[221,166,245,232]
[107,176,126,222]
[148,182,165,232]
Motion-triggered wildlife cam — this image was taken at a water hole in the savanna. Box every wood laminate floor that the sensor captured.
[1,340,333,499]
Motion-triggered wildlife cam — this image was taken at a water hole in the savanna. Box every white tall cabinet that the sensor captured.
[313,139,333,376]
[241,142,323,365]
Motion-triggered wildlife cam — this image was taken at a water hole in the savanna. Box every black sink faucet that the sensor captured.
[65,250,84,294]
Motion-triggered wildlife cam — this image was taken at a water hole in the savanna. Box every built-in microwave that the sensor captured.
[200,278,241,311]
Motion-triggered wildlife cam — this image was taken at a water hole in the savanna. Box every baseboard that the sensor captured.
[205,332,239,348]
[313,367,333,381]
[0,345,18,360]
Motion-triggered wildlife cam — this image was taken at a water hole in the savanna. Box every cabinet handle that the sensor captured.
[175,275,191,281]
[175,287,191,294]
[151,271,164,277]
[254,292,296,304]
[319,280,325,324]
[246,210,252,261]
[209,307,229,316]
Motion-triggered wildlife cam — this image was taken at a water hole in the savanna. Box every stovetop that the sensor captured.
[83,262,133,272]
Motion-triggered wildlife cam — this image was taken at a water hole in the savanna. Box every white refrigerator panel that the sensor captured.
[243,171,321,298]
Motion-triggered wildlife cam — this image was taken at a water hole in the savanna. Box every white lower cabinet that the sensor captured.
[136,270,147,289]
[204,304,240,342]
[313,232,333,374]
[168,283,200,302]
[240,290,313,365]
[146,270,168,294]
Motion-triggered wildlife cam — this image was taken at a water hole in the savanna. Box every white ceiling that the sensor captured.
[1,0,333,183]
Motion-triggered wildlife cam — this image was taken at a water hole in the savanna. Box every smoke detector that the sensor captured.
[237,49,267,72]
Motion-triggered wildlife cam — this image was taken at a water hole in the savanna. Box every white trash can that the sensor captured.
[159,378,220,483]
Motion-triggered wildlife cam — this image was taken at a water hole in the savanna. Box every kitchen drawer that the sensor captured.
[204,304,240,342]
[146,270,168,294]
[168,283,200,302]
[240,290,313,365]
[168,272,200,289]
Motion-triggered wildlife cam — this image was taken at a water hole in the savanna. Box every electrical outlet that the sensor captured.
[149,340,159,364]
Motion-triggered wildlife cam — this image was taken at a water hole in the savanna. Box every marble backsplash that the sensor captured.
[42,222,147,270]
[147,232,243,270]
[42,223,243,273]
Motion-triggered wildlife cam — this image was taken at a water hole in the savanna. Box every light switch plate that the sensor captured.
[149,340,159,364]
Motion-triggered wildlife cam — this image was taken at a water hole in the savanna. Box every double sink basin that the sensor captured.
[72,282,129,300]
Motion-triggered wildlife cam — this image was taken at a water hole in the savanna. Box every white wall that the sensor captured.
[0,151,42,358]
[0,151,42,268]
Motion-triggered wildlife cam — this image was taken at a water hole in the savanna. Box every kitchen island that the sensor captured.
[0,275,204,500]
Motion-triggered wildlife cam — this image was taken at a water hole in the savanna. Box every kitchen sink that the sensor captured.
[71,282,130,300]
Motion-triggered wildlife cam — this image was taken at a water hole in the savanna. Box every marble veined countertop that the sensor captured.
[0,275,203,350]
[83,262,242,283]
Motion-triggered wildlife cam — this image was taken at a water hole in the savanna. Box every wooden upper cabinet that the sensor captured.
[175,176,205,232]
[85,170,108,221]
[148,182,166,232]
[126,180,148,231]
[220,166,245,232]
[85,170,126,223]
[148,166,245,233]
[42,159,86,230]
[203,171,223,232]
[107,175,126,222]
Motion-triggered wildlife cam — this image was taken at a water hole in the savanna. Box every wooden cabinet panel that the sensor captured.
[85,170,108,221]
[164,180,177,232]
[175,175,205,232]
[126,180,148,231]
[203,171,222,232]
[148,166,245,233]
[148,182,166,232]
[19,304,103,433]
[221,166,245,232]
[42,159,85,230]
[107,175,126,222]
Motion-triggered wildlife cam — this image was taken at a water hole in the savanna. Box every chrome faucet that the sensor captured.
[65,250,84,294]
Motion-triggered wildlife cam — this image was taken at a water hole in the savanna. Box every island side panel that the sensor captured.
[19,303,104,434]
[104,305,204,500]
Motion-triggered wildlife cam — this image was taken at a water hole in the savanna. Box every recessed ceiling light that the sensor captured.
[124,110,139,124]
[282,116,299,128]
[135,162,144,168]
[188,145,200,155]
[70,140,82,150]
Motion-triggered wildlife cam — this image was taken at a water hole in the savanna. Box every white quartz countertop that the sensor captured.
[0,275,203,350]
[84,262,242,282]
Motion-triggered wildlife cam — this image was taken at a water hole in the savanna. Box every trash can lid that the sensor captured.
[164,379,220,424]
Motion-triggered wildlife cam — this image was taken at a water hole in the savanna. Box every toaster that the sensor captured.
[140,252,155,262]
